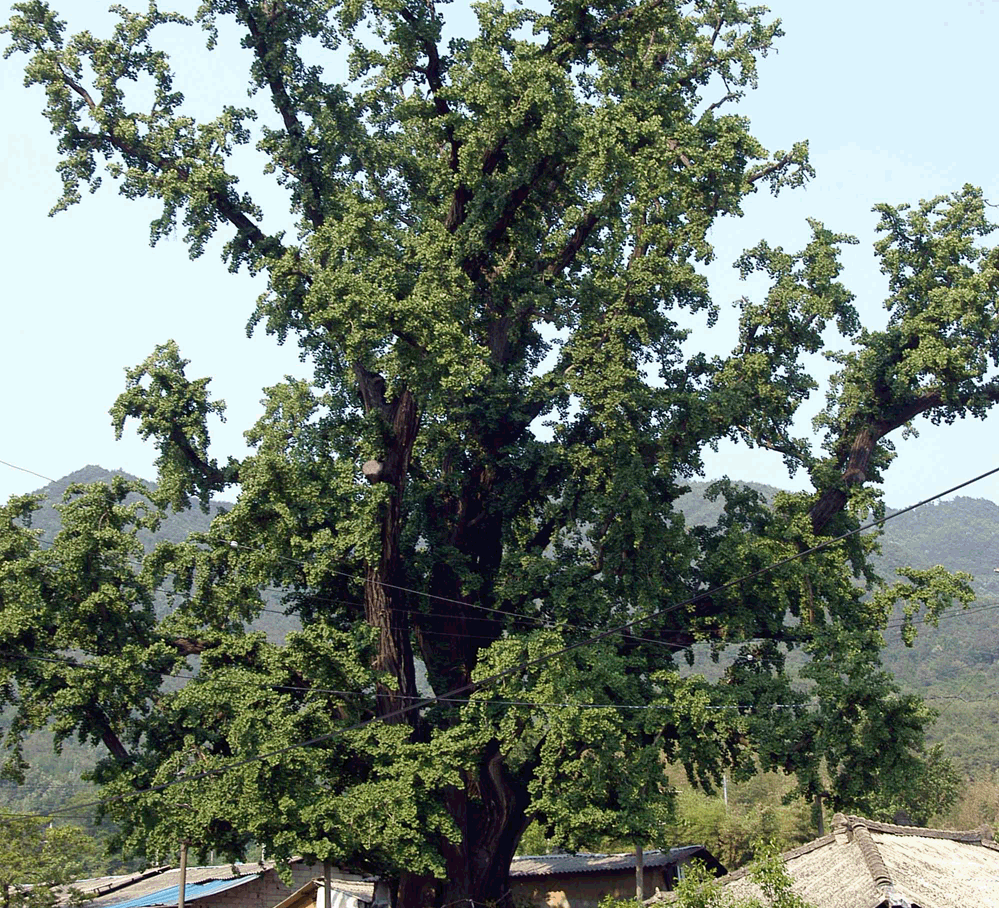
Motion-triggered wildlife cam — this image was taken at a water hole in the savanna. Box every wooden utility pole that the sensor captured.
[635,843,644,902]
[324,859,332,908]
[178,842,188,908]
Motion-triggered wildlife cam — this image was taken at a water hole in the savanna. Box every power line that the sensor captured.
[12,458,999,655]
[21,527,694,655]
[0,459,57,484]
[14,458,999,643]
[25,462,999,819]
[6,525,997,712]
[6,461,999,820]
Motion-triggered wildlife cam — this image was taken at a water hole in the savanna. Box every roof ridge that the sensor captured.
[851,821,893,891]
[839,813,995,846]
[512,850,665,860]
[512,848,707,878]
[79,866,173,898]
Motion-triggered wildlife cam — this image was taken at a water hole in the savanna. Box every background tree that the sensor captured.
[0,810,100,908]
[3,1,999,906]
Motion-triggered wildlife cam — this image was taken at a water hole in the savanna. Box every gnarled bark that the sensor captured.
[438,741,534,908]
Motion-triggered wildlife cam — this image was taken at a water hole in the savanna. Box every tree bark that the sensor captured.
[809,425,879,534]
[436,741,533,908]
[357,378,422,723]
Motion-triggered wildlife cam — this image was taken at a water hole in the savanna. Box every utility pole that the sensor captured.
[324,858,332,908]
[178,842,188,908]
[635,843,644,902]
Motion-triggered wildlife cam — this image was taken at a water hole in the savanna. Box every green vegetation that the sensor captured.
[597,842,813,908]
[7,472,999,877]
[5,0,999,903]
[0,809,103,907]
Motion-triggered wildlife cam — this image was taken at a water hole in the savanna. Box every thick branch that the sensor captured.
[83,707,130,762]
[747,151,794,185]
[167,427,233,489]
[170,637,208,656]
[807,384,999,533]
[483,157,554,249]
[235,0,325,229]
[544,209,600,276]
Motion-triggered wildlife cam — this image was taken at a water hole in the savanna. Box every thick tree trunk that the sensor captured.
[437,741,533,908]
[354,368,422,722]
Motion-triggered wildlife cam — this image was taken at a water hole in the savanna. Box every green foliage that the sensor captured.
[596,842,814,908]
[662,775,813,871]
[670,864,730,908]
[741,842,812,908]
[0,809,102,907]
[4,0,999,901]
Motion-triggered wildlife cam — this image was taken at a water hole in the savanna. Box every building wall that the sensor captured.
[510,867,672,908]
[198,862,325,908]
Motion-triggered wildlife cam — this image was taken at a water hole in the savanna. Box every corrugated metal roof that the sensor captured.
[102,872,261,908]
[80,863,276,906]
[510,847,705,877]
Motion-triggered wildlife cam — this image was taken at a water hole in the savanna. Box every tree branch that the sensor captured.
[809,382,999,533]
[235,0,326,229]
[483,156,554,249]
[61,67,281,257]
[544,209,601,276]
[747,151,794,185]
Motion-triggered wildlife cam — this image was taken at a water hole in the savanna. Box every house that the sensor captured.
[649,813,999,908]
[270,876,392,908]
[61,859,342,908]
[510,847,726,908]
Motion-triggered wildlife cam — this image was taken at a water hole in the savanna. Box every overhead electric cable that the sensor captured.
[26,462,999,819]
[0,458,57,483]
[12,456,999,653]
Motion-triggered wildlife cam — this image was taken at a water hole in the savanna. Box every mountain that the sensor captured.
[4,468,999,819]
[17,463,225,547]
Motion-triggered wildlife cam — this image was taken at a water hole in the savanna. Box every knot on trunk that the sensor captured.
[362,459,385,483]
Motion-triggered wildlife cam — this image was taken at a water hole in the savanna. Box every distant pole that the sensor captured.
[178,842,188,908]
[722,773,728,812]
[324,858,333,908]
[814,794,825,837]
[635,843,644,902]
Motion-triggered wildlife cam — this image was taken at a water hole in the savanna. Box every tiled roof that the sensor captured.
[510,847,706,877]
[650,814,999,908]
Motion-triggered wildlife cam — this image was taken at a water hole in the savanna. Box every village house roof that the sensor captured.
[650,813,999,908]
[62,862,275,907]
[510,847,714,878]
[270,877,382,908]
[60,858,338,908]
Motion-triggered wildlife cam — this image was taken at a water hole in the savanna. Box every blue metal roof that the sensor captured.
[105,873,261,908]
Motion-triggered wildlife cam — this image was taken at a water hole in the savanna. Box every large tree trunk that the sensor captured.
[364,449,420,721]
[354,367,422,721]
[437,741,533,908]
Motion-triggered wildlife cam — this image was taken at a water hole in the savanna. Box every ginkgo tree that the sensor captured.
[3,0,999,904]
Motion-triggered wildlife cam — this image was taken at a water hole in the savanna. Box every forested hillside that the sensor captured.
[875,497,999,777]
[4,468,999,849]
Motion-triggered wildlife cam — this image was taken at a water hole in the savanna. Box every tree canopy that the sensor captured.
[3,0,999,904]
[0,810,99,908]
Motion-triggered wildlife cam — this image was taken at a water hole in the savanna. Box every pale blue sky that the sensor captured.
[2,0,998,507]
